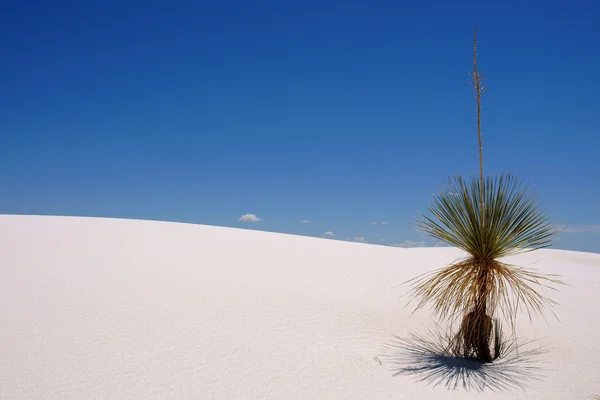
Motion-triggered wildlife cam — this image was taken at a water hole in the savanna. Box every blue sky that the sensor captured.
[1,0,599,252]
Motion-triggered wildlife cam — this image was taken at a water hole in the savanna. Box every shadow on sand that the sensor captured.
[380,327,551,393]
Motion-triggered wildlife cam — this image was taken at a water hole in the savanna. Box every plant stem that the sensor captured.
[472,26,484,218]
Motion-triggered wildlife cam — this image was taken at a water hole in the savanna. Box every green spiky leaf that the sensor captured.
[417,174,558,259]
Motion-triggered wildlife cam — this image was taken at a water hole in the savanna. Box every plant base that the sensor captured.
[451,309,494,363]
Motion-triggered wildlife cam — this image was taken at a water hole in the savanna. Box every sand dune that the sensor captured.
[1,215,599,399]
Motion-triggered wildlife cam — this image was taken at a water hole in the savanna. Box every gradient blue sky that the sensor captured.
[1,0,599,252]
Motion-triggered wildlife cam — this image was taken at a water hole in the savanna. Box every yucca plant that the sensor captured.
[408,27,563,363]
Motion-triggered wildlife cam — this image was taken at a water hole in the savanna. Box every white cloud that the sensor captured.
[558,224,600,233]
[391,240,426,248]
[238,214,262,223]
[381,221,388,225]
[372,222,377,225]
[343,236,369,244]
[380,238,385,242]
[322,231,335,238]
[300,220,310,223]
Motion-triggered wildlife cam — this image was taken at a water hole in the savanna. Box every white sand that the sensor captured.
[1,215,599,399]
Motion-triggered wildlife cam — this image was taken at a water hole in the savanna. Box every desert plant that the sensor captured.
[407,27,563,362]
